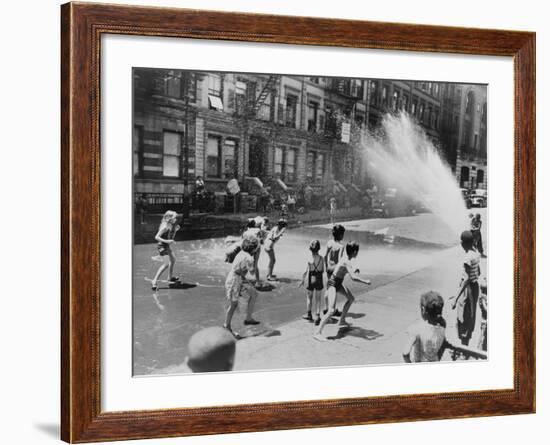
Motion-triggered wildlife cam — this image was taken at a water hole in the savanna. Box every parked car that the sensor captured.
[470,194,487,208]
[374,188,417,218]
[470,188,487,208]
[461,188,472,209]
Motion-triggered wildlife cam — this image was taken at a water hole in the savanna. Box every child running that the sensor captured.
[265,219,287,281]
[223,235,261,338]
[151,210,180,291]
[402,291,447,363]
[299,240,325,325]
[324,224,346,316]
[314,241,371,341]
[449,230,482,346]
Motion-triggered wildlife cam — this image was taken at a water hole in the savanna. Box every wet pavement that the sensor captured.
[133,209,487,376]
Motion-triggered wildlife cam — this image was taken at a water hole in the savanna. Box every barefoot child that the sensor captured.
[314,242,371,341]
[449,230,481,346]
[324,224,346,316]
[265,219,287,281]
[299,240,324,325]
[151,210,180,290]
[402,291,447,363]
[223,235,261,338]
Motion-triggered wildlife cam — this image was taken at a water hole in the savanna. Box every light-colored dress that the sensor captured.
[225,251,254,301]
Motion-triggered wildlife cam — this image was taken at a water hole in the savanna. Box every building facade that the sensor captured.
[441,84,487,190]
[132,69,487,207]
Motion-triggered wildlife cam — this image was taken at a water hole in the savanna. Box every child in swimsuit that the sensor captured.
[299,240,325,325]
[265,219,287,281]
[324,224,346,316]
[314,242,371,341]
[151,210,180,290]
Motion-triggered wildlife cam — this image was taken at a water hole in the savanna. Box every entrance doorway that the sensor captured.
[248,134,268,179]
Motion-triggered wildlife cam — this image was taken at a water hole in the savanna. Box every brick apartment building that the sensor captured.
[132,68,487,211]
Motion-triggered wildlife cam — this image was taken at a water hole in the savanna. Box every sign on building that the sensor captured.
[341,122,351,143]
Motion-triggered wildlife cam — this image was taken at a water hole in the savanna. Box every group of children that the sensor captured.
[150,209,487,362]
[402,229,488,363]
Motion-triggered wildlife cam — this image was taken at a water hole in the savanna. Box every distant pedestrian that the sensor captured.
[150,210,180,291]
[471,213,485,257]
[265,219,287,281]
[186,327,236,373]
[329,197,337,224]
[223,235,261,338]
[299,240,325,325]
[136,193,148,224]
[314,242,371,341]
[402,291,447,363]
[449,230,481,346]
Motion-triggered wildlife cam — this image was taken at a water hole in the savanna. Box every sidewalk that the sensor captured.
[233,247,486,371]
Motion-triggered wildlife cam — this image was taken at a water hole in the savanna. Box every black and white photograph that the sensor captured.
[132,68,488,375]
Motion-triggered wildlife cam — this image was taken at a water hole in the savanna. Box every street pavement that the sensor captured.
[136,208,488,375]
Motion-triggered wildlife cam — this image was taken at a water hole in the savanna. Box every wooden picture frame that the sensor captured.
[61,2,535,442]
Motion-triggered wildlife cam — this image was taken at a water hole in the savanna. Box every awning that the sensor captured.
[275,178,289,191]
[208,95,224,111]
[350,183,361,193]
[334,180,348,193]
[245,176,264,188]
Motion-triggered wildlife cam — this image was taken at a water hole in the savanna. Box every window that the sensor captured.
[164,72,181,98]
[286,94,298,128]
[434,108,440,128]
[235,80,247,114]
[411,99,417,115]
[308,101,319,131]
[309,77,320,84]
[208,74,221,96]
[316,153,325,181]
[163,131,181,177]
[465,91,475,115]
[206,136,221,177]
[463,121,472,146]
[285,148,296,182]
[381,86,388,105]
[274,147,284,177]
[419,103,425,122]
[208,75,224,110]
[392,91,399,111]
[369,81,377,104]
[306,152,315,181]
[133,126,143,176]
[402,95,409,111]
[223,139,237,178]
[474,133,479,149]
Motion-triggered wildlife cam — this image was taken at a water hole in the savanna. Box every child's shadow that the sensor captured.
[344,312,366,320]
[255,283,276,292]
[169,282,198,290]
[275,277,297,284]
[328,326,383,341]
